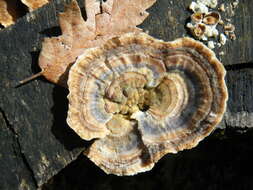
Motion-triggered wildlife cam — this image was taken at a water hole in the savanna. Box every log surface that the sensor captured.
[0,0,252,189]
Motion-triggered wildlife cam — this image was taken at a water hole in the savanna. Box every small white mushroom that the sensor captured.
[212,28,219,37]
[190,23,207,40]
[186,23,194,29]
[191,12,204,24]
[189,2,209,14]
[204,25,214,37]
[208,41,215,49]
[218,19,224,25]
[229,33,236,40]
[203,25,218,38]
[219,33,227,45]
[203,12,221,25]
[219,3,225,12]
[197,0,218,8]
[232,0,239,9]
[219,51,225,56]
[224,23,235,33]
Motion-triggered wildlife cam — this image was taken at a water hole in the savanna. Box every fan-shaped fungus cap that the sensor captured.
[203,12,220,25]
[67,33,228,175]
[191,23,206,39]
[191,12,203,24]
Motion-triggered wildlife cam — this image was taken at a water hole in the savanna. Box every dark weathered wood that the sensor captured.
[223,68,253,128]
[0,111,36,190]
[0,0,252,188]
[0,0,86,188]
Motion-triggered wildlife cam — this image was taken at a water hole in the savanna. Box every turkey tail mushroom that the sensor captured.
[67,32,228,175]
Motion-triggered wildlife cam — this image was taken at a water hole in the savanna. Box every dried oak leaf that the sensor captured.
[21,0,52,11]
[0,0,51,28]
[26,0,156,86]
[0,0,19,27]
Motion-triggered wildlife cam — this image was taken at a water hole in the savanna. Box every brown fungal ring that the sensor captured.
[203,12,221,25]
[67,32,228,176]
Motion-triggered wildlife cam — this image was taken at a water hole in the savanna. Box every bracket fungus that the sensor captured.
[67,32,228,175]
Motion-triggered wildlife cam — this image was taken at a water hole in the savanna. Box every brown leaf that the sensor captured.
[24,0,156,86]
[0,0,51,28]
[21,0,51,10]
[0,0,20,27]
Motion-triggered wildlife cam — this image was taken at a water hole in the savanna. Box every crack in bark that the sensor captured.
[0,108,17,135]
[225,62,253,71]
[0,108,38,188]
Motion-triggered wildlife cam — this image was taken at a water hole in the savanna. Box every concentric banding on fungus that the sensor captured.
[67,32,228,175]
[86,115,154,175]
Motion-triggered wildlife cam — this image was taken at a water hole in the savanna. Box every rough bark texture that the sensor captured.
[0,1,87,189]
[0,0,252,189]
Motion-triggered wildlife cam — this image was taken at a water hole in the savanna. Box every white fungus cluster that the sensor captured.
[186,0,238,50]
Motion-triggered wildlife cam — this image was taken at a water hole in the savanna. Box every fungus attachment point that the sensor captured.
[67,33,228,175]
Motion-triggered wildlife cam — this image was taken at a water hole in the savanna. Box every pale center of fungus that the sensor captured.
[104,71,188,121]
[104,71,150,116]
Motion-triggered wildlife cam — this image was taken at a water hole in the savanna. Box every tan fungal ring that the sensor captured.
[67,32,228,176]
